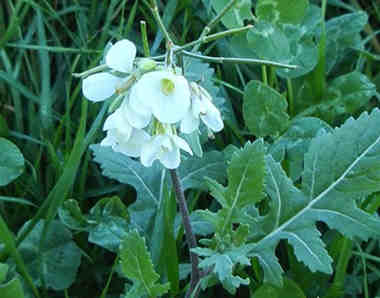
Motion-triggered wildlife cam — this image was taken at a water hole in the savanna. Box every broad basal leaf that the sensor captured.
[252,277,306,298]
[256,0,309,25]
[246,109,380,286]
[269,117,332,181]
[18,220,82,290]
[91,144,164,234]
[0,138,24,186]
[0,263,25,298]
[120,230,170,297]
[243,80,289,137]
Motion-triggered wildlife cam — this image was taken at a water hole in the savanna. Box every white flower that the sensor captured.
[82,39,136,102]
[140,131,193,169]
[180,83,224,134]
[129,70,191,124]
[100,105,151,157]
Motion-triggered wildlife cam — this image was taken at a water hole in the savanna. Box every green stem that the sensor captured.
[324,238,353,298]
[193,0,238,52]
[355,243,369,298]
[181,51,297,69]
[149,0,173,44]
[140,20,151,57]
[287,78,294,116]
[261,65,268,85]
[99,255,119,298]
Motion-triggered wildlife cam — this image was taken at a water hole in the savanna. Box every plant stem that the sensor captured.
[149,0,173,44]
[261,65,268,85]
[140,20,151,57]
[193,0,238,52]
[169,169,200,298]
[287,78,294,116]
[181,50,297,69]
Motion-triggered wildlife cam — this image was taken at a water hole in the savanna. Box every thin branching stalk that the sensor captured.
[169,169,201,298]
[181,50,298,69]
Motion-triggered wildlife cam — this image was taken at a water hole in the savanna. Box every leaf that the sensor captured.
[91,144,164,234]
[91,145,227,236]
[192,246,250,294]
[211,0,251,29]
[18,220,82,290]
[88,196,130,252]
[120,230,170,297]
[0,138,24,186]
[256,0,309,25]
[252,277,306,298]
[0,278,25,298]
[58,199,91,231]
[243,80,289,137]
[246,109,380,286]
[325,72,377,114]
[269,117,333,181]
[246,22,318,78]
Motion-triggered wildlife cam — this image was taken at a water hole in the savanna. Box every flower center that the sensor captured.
[161,78,175,96]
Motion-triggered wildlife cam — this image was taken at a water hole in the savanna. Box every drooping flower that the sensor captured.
[82,39,136,102]
[140,126,193,169]
[129,70,191,124]
[180,82,224,134]
[100,105,151,157]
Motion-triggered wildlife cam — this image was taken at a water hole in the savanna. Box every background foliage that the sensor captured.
[0,0,379,297]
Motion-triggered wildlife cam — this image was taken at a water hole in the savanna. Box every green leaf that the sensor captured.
[256,0,309,25]
[269,117,333,181]
[18,220,82,290]
[91,145,226,236]
[252,277,306,298]
[0,138,24,186]
[88,196,130,252]
[0,263,7,283]
[193,246,250,294]
[0,277,25,298]
[246,22,318,78]
[243,80,289,137]
[246,109,380,286]
[58,199,91,231]
[325,72,377,115]
[211,0,251,29]
[120,230,170,297]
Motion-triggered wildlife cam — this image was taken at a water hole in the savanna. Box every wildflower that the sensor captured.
[140,125,193,169]
[100,105,150,157]
[82,39,136,102]
[180,82,224,134]
[129,70,191,124]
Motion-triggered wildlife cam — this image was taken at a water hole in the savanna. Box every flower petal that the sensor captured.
[140,136,164,167]
[105,39,136,73]
[83,73,120,102]
[180,110,199,134]
[132,71,191,124]
[200,99,224,132]
[103,108,133,137]
[115,129,151,157]
[122,96,151,129]
[159,148,180,169]
[129,82,153,118]
[100,131,117,147]
[171,135,193,155]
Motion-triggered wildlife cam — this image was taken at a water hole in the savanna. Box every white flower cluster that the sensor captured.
[81,39,223,169]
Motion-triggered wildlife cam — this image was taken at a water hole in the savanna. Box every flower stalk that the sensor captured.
[169,169,201,298]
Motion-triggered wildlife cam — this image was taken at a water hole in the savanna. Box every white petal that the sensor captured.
[171,135,193,155]
[100,132,117,147]
[159,148,180,169]
[83,73,120,102]
[129,83,153,118]
[105,39,136,73]
[103,108,133,137]
[122,96,151,129]
[180,110,199,134]
[115,129,151,157]
[133,71,191,124]
[140,136,164,167]
[200,100,224,132]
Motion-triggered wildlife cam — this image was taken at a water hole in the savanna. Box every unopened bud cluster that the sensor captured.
[80,39,223,169]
